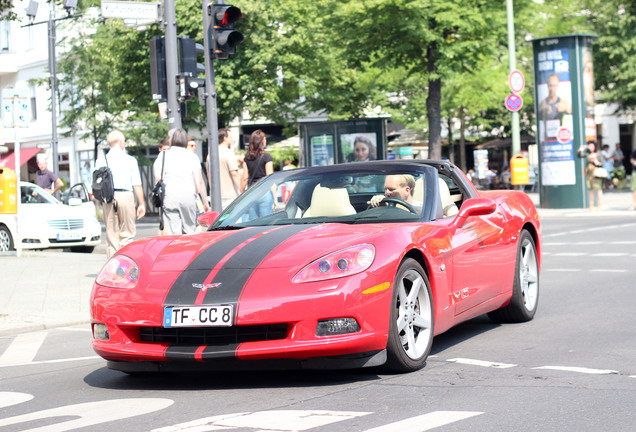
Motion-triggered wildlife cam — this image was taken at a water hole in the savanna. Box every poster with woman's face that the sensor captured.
[341,133,377,162]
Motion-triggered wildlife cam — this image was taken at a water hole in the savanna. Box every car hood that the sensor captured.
[21,202,95,221]
[121,223,405,273]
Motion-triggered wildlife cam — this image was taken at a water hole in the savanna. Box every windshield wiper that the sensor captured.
[210,225,244,231]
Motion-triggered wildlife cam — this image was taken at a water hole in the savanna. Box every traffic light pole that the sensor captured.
[164,0,182,129]
[202,0,222,212]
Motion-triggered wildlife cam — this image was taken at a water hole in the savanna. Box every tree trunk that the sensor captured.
[459,107,467,171]
[426,42,442,160]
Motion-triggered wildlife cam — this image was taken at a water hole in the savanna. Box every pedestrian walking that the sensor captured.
[35,154,63,195]
[153,128,209,235]
[612,143,624,169]
[601,144,614,189]
[241,130,276,220]
[95,130,146,257]
[216,128,241,209]
[186,136,208,214]
[579,141,604,210]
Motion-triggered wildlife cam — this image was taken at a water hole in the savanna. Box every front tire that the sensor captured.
[488,229,539,323]
[385,258,434,372]
[0,225,14,251]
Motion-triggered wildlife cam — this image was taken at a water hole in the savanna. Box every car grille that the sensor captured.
[47,219,84,230]
[138,324,289,345]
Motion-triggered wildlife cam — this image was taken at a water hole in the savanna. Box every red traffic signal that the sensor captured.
[209,2,244,59]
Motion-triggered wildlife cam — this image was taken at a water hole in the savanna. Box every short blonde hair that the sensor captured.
[107,130,125,148]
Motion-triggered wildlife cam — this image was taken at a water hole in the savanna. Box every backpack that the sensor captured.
[92,156,115,204]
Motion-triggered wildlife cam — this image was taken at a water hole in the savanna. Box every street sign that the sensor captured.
[101,1,160,21]
[1,89,31,128]
[508,69,525,94]
[505,94,523,112]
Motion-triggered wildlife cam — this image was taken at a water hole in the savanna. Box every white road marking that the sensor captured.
[447,358,516,368]
[57,327,92,332]
[363,411,483,432]
[0,398,173,431]
[609,241,636,245]
[575,241,603,245]
[533,366,619,375]
[0,392,33,409]
[589,269,629,273]
[0,331,47,366]
[552,252,586,256]
[544,269,579,272]
[0,355,100,368]
[590,253,628,257]
[544,222,636,238]
[151,410,371,432]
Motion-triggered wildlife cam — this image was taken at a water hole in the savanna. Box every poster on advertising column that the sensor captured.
[536,40,576,185]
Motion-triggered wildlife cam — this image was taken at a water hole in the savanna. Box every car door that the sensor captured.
[442,176,516,316]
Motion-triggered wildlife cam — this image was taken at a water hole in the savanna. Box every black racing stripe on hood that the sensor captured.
[165,344,239,361]
[164,226,272,305]
[201,224,312,307]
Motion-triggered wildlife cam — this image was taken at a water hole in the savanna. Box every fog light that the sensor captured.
[93,323,110,340]
[90,236,100,241]
[316,318,360,336]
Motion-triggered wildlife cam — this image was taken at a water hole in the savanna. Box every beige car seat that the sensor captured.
[439,177,459,217]
[303,184,356,217]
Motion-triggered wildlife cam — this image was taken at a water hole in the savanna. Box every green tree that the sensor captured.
[326,0,506,159]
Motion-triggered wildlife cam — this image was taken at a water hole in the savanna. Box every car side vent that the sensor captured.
[138,324,288,345]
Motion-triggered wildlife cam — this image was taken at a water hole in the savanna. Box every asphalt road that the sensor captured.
[1,215,635,431]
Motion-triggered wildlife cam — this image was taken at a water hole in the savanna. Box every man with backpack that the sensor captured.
[94,130,145,257]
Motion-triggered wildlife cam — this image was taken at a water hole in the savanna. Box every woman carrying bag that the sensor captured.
[241,130,276,220]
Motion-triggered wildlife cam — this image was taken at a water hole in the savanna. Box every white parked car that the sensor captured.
[0,182,101,253]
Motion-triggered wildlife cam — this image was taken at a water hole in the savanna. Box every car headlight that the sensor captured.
[96,255,140,289]
[292,244,375,283]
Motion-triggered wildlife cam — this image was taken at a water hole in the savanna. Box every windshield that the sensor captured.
[21,183,60,204]
[213,163,438,229]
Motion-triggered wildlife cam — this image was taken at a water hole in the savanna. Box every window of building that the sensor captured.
[0,21,10,52]
[29,85,37,120]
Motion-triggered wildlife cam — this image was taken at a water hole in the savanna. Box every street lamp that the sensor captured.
[22,1,79,180]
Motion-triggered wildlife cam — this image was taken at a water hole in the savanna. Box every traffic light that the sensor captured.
[177,75,206,103]
[149,37,167,102]
[209,1,244,59]
[178,36,205,77]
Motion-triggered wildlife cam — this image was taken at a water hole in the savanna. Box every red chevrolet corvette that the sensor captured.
[90,160,540,373]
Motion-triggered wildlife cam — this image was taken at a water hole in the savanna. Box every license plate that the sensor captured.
[163,305,233,327]
[57,232,82,241]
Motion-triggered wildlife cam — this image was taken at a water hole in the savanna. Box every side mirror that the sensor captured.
[67,197,82,206]
[453,198,496,228]
[197,211,220,229]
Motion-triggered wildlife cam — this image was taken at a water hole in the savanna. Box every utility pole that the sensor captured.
[164,0,182,129]
[507,0,520,156]
[202,0,222,212]
[48,1,60,179]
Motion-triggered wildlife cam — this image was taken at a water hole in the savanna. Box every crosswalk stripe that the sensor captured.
[0,331,47,366]
[447,358,516,368]
[533,366,619,375]
[363,411,483,432]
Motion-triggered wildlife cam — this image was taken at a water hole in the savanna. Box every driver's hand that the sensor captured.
[367,194,385,208]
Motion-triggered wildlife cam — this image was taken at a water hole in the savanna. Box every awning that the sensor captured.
[0,147,42,171]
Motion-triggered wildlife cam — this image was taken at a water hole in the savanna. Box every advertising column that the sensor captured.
[531,34,597,208]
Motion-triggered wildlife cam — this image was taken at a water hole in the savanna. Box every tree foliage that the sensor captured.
[51,0,636,160]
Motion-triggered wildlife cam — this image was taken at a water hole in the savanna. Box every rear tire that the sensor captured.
[488,229,539,323]
[0,226,14,251]
[385,258,434,372]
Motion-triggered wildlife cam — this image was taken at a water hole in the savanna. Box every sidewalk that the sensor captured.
[1,191,634,337]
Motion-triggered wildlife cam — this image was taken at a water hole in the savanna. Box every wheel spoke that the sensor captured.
[405,326,416,355]
[413,312,431,331]
[397,306,408,333]
[407,275,422,303]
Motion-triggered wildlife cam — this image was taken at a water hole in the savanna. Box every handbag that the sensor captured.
[593,166,608,179]
[151,152,167,230]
